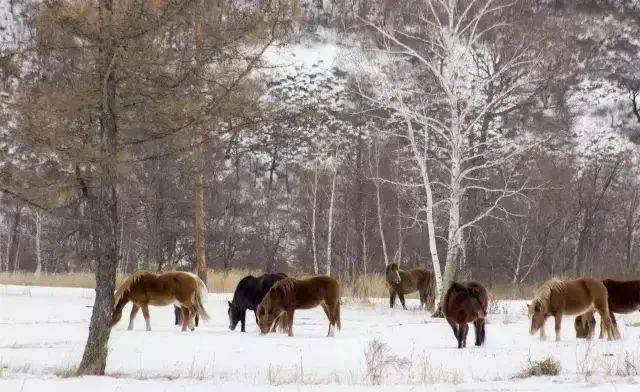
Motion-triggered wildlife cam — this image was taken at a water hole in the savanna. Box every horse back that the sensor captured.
[127,271,199,305]
[406,268,433,285]
[602,278,640,313]
[443,281,487,323]
[553,278,607,315]
[289,276,340,309]
[234,273,287,310]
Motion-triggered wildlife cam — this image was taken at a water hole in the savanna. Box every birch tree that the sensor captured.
[359,0,541,305]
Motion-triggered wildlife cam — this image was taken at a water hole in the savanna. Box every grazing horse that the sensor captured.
[256,276,341,337]
[442,281,489,348]
[385,262,435,310]
[527,278,616,341]
[575,278,640,339]
[228,273,287,332]
[112,270,210,332]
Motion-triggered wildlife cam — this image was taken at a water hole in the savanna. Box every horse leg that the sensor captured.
[553,313,562,341]
[128,304,140,331]
[174,306,181,326]
[610,313,621,340]
[240,308,247,333]
[418,288,427,310]
[461,323,469,348]
[286,309,295,337]
[141,304,151,331]
[321,303,332,336]
[398,292,407,310]
[181,307,190,332]
[598,309,615,341]
[474,319,484,346]
[447,318,458,339]
[389,290,397,309]
[187,305,198,331]
[600,311,620,340]
[539,319,547,341]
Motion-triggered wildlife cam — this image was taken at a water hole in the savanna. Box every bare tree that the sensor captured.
[326,162,338,275]
[361,0,541,304]
[3,0,290,375]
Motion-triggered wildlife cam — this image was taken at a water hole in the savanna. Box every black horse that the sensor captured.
[228,273,287,332]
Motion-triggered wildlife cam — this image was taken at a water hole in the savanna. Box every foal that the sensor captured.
[442,281,489,348]
[112,270,210,332]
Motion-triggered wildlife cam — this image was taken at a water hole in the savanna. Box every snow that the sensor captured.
[2,285,640,391]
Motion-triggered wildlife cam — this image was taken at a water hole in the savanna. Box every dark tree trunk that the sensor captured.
[7,203,22,272]
[77,4,119,373]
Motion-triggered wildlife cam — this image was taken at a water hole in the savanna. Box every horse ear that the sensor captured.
[228,301,232,306]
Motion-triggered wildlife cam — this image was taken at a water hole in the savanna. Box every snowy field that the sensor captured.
[2,285,640,391]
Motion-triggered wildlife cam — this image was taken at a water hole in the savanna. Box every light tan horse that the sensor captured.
[112,270,210,332]
[527,278,616,341]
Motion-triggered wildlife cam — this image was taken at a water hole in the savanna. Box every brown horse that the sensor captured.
[385,263,435,310]
[575,278,640,339]
[112,270,210,332]
[256,276,341,337]
[527,278,616,341]
[442,281,489,348]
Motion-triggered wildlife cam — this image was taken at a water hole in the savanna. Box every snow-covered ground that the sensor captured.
[2,285,640,391]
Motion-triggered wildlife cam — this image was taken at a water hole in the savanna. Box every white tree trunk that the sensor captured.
[405,115,443,304]
[325,169,337,276]
[441,115,463,299]
[362,208,368,275]
[34,210,43,275]
[374,182,389,266]
[311,162,319,274]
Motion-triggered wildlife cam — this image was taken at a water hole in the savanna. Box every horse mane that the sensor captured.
[272,278,296,308]
[532,278,566,307]
[386,262,399,272]
[114,270,155,305]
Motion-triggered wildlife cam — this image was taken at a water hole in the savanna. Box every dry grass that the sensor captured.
[0,271,97,288]
[488,283,535,300]
[0,269,258,294]
[517,357,561,378]
[0,270,392,297]
[341,274,390,302]
[0,270,534,301]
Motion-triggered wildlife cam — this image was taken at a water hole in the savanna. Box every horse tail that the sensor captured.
[194,277,211,321]
[335,300,341,330]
